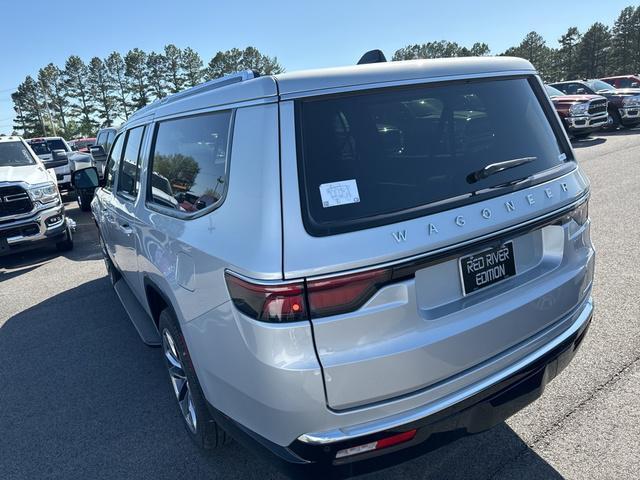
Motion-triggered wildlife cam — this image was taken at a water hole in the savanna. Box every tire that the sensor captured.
[572,131,592,139]
[606,109,621,130]
[159,308,230,450]
[55,225,74,252]
[77,191,91,212]
[99,234,120,285]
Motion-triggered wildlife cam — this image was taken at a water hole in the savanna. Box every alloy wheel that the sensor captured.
[162,329,197,434]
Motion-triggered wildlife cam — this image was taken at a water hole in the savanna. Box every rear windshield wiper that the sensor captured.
[467,156,537,184]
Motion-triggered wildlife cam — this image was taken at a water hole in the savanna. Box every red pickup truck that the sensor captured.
[601,75,640,89]
[544,85,608,138]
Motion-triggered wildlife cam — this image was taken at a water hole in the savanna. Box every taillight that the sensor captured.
[224,272,306,322]
[557,199,589,226]
[306,268,391,318]
[225,267,393,322]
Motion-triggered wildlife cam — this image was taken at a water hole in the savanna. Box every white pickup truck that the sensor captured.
[0,136,74,255]
[26,136,92,191]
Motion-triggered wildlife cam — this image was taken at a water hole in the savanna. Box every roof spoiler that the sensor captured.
[357,49,387,65]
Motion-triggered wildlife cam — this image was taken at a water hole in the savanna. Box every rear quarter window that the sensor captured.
[147,111,232,216]
[296,76,572,236]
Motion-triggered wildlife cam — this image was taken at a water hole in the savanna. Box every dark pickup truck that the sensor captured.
[549,79,640,129]
[545,85,608,138]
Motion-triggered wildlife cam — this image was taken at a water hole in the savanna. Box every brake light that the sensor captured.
[307,268,392,318]
[557,200,589,226]
[225,267,393,322]
[224,272,306,322]
[335,429,417,459]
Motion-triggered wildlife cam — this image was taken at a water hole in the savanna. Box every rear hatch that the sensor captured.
[281,74,592,410]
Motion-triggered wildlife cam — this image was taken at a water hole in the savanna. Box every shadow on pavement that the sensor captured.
[571,137,606,149]
[0,198,101,274]
[0,276,565,480]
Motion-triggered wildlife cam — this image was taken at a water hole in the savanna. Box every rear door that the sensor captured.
[110,125,147,299]
[281,75,590,410]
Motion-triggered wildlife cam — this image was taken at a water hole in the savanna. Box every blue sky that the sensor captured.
[0,0,634,134]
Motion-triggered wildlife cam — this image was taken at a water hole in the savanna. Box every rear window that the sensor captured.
[296,76,572,235]
[28,139,67,156]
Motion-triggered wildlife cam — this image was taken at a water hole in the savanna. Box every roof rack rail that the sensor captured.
[128,70,259,121]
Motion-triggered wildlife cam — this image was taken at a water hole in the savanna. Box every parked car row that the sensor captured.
[545,75,640,138]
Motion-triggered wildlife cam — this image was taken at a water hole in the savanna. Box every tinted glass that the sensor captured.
[28,139,67,155]
[0,142,36,166]
[105,130,116,153]
[104,134,124,191]
[586,80,615,92]
[545,85,565,97]
[148,112,231,213]
[297,77,569,235]
[117,126,145,198]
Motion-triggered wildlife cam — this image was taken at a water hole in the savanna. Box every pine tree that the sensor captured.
[106,52,131,120]
[88,57,116,127]
[38,64,68,135]
[205,47,283,80]
[181,47,203,87]
[124,48,150,110]
[64,55,96,136]
[576,23,612,79]
[611,7,636,74]
[147,52,167,99]
[163,44,184,93]
[558,27,581,80]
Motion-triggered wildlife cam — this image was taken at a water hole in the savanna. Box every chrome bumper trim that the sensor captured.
[298,297,593,445]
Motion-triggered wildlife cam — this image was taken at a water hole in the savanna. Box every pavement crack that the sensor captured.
[487,353,640,479]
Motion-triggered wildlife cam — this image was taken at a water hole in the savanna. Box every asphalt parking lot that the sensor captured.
[1,131,639,480]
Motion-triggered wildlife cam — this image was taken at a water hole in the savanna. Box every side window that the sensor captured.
[96,132,106,148]
[618,78,631,88]
[104,134,124,191]
[147,111,232,214]
[117,126,145,198]
[105,130,116,154]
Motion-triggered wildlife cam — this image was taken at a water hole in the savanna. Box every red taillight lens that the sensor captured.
[225,272,306,323]
[306,268,392,318]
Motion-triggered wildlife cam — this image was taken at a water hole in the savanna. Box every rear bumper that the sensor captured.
[209,296,593,478]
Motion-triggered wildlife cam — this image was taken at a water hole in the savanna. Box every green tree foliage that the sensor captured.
[611,7,637,75]
[12,77,45,137]
[392,41,490,60]
[38,64,68,134]
[64,55,95,136]
[163,44,184,93]
[147,52,167,99]
[88,57,116,127]
[153,153,200,191]
[181,47,204,87]
[205,46,283,80]
[557,27,581,80]
[106,52,131,119]
[124,48,150,109]
[576,23,612,79]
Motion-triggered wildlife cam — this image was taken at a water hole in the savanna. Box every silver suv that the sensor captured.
[84,56,594,477]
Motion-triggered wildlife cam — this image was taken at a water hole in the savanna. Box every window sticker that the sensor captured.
[319,179,360,208]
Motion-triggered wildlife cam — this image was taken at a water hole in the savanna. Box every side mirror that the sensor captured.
[632,82,639,88]
[89,145,106,157]
[576,88,586,94]
[72,166,100,190]
[46,149,69,168]
[70,145,78,151]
